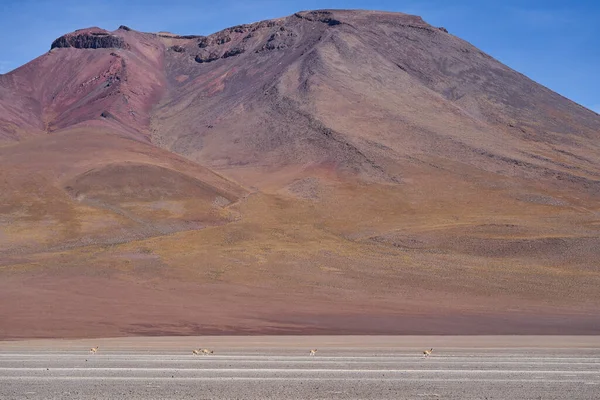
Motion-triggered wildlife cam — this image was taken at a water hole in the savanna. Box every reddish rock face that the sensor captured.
[0,10,599,338]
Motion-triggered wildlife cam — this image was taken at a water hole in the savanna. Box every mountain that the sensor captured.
[0,10,599,338]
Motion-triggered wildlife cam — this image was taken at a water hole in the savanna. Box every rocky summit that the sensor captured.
[0,10,599,338]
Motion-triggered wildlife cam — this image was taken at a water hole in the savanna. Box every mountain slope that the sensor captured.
[153,10,600,183]
[0,10,599,338]
[0,26,166,142]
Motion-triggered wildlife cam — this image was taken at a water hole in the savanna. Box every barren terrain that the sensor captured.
[0,10,599,338]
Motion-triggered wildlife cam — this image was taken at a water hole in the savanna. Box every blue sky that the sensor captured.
[0,0,598,112]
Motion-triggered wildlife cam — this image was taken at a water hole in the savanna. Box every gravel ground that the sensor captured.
[1,336,599,399]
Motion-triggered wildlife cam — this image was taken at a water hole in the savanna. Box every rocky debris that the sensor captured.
[194,44,246,63]
[170,45,185,53]
[51,30,128,50]
[216,35,231,45]
[197,36,210,48]
[250,20,279,31]
[257,26,298,53]
[104,74,121,87]
[294,10,342,26]
[191,18,300,61]
[231,25,247,34]
[197,37,208,48]
[198,32,232,48]
[189,18,296,63]
[225,21,278,35]
[229,20,280,34]
[438,27,448,33]
[196,19,283,50]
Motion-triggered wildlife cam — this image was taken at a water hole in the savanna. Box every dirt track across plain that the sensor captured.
[1,336,599,399]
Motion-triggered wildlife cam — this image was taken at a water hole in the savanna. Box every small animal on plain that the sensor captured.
[423,348,433,357]
[90,346,99,354]
[192,349,201,355]
[201,348,214,355]
[309,349,318,356]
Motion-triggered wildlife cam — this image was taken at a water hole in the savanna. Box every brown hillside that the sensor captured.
[0,10,599,338]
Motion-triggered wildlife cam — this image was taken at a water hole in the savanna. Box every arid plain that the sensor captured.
[0,10,599,338]
[2,336,600,399]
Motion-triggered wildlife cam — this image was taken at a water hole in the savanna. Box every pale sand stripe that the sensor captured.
[0,367,599,374]
[0,376,598,383]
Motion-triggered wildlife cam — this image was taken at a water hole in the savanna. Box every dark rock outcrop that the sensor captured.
[194,45,245,63]
[51,31,128,50]
[295,11,342,26]
[194,52,220,63]
[222,47,245,58]
[197,36,209,48]
[158,33,202,39]
[195,19,282,51]
[170,45,185,53]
